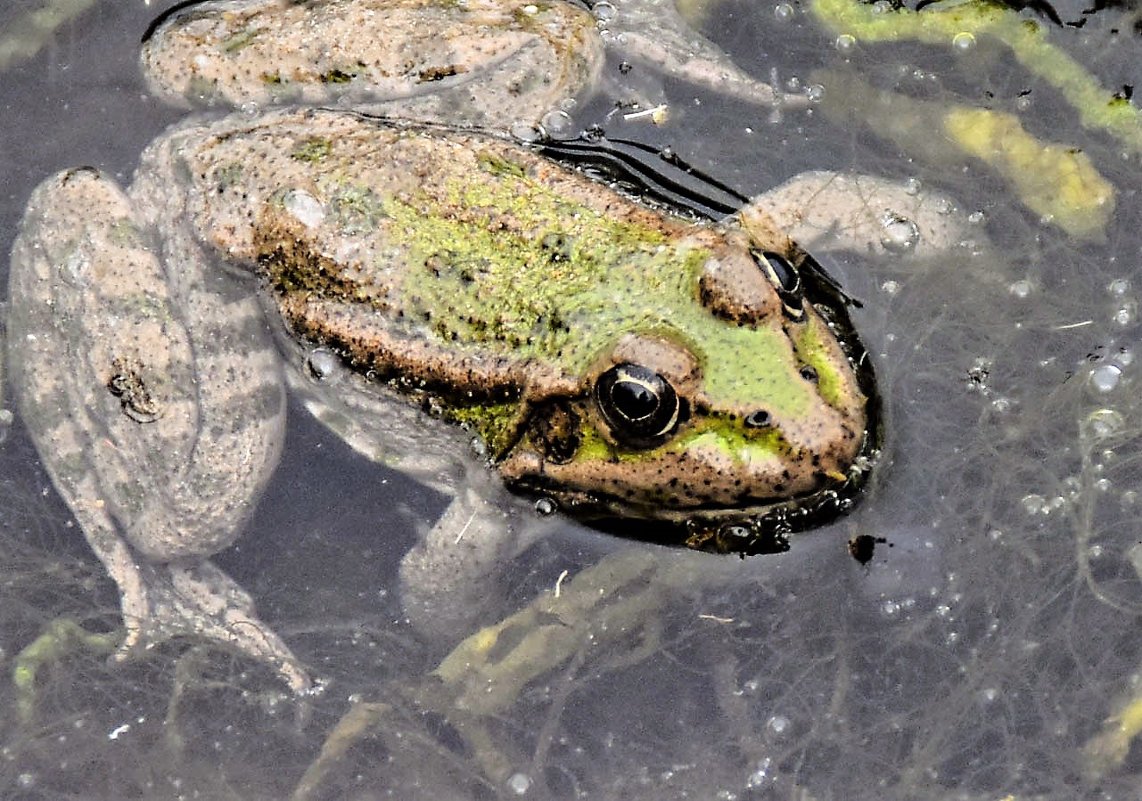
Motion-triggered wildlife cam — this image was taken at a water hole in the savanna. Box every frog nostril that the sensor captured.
[744,409,771,428]
[799,365,818,383]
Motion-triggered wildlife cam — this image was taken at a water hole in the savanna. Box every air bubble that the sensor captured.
[968,210,985,224]
[774,3,794,21]
[1111,301,1137,327]
[540,109,574,138]
[1081,408,1124,441]
[1008,279,1033,299]
[535,497,557,516]
[1021,494,1047,515]
[903,177,923,196]
[1107,277,1131,296]
[304,348,337,382]
[835,33,857,53]
[747,757,775,788]
[879,213,920,253]
[1088,364,1122,393]
[881,279,900,296]
[952,32,976,51]
[805,83,825,102]
[283,189,325,228]
[592,1,616,22]
[766,714,790,735]
[509,120,542,142]
[507,772,532,795]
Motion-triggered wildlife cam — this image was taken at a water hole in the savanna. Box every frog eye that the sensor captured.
[595,363,682,445]
[754,251,804,321]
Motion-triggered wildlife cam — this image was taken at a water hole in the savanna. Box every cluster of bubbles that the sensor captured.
[1019,278,1140,524]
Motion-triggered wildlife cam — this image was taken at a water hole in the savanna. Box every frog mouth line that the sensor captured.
[508,428,878,557]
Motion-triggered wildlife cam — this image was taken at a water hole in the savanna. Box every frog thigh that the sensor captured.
[749,170,975,259]
[8,169,305,690]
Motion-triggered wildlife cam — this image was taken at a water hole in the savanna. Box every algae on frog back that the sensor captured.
[385,146,817,417]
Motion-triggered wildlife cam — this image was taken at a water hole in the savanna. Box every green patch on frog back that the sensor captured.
[291,137,333,163]
[475,151,527,179]
[219,27,260,53]
[212,162,245,192]
[328,183,388,234]
[385,175,701,371]
[386,155,815,416]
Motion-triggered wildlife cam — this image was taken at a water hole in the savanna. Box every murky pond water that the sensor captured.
[1,0,1140,799]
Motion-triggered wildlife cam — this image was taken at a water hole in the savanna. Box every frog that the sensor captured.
[7,0,975,695]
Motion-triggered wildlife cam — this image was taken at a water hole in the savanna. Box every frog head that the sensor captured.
[493,224,879,554]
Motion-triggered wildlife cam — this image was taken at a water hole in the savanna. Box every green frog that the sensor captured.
[7,0,972,694]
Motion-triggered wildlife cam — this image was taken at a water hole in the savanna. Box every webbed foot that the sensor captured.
[120,557,311,694]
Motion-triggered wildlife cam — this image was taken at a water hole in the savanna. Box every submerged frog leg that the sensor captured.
[398,482,547,642]
[8,168,308,693]
[746,171,975,260]
[604,0,807,110]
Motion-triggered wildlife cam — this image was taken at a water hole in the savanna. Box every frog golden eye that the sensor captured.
[595,363,682,445]
[754,251,804,321]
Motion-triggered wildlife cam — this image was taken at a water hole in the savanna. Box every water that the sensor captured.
[1,0,1141,798]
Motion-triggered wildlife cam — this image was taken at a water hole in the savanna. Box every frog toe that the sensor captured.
[118,559,312,694]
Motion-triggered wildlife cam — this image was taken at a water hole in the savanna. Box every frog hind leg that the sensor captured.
[73,487,309,694]
[8,168,308,693]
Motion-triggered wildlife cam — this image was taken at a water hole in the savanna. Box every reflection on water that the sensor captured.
[2,0,1141,798]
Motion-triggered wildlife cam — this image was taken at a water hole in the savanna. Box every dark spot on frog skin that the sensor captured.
[526,400,582,464]
[106,357,162,424]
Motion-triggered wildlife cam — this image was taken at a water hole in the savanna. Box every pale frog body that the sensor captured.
[8,0,972,692]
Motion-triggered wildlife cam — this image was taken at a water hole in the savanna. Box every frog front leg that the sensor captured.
[8,168,309,693]
[281,358,549,642]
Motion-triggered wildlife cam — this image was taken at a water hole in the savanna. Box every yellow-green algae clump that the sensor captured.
[944,107,1114,239]
[813,67,1117,240]
[811,0,1142,153]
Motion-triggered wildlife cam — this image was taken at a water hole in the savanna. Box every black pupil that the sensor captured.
[613,382,657,420]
